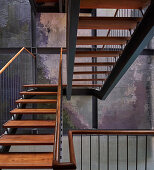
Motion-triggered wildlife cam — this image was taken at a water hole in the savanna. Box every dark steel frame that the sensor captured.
[92,9,98,129]
[66,0,80,100]
[0,47,153,55]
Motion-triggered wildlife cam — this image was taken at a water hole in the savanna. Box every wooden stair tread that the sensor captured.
[23,84,101,87]
[10,108,56,114]
[74,71,110,74]
[23,84,59,88]
[0,152,53,168]
[73,78,105,81]
[76,51,121,57]
[0,135,54,145]
[80,0,150,9]
[20,91,57,95]
[16,99,57,103]
[77,36,130,45]
[72,84,102,87]
[3,120,56,128]
[78,17,142,29]
[74,62,115,66]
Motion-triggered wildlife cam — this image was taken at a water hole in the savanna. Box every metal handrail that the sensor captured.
[65,129,154,170]
[54,47,63,162]
[70,130,154,135]
[53,48,76,169]
[0,47,36,74]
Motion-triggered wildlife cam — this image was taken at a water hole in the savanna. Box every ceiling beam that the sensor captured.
[92,1,154,100]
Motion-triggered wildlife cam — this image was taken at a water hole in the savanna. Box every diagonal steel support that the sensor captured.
[66,0,80,100]
[92,2,154,100]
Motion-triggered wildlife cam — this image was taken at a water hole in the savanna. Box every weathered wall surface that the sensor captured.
[36,13,93,130]
[98,55,151,129]
[0,0,31,47]
[0,0,32,135]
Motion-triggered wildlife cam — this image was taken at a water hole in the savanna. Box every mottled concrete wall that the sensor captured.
[36,13,93,130]
[36,13,66,84]
[0,0,31,47]
[98,55,151,129]
[36,13,66,47]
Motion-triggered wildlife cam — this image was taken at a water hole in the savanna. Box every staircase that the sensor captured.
[0,49,65,169]
[73,3,143,85]
[66,0,152,99]
[0,84,59,168]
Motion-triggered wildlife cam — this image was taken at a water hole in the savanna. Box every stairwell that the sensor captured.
[0,0,153,169]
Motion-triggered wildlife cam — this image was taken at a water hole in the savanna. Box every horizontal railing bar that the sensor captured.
[0,47,35,74]
[71,130,154,135]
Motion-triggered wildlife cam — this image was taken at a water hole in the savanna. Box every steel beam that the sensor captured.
[66,0,80,100]
[92,96,98,129]
[29,0,37,13]
[92,2,154,100]
[0,47,153,55]
[37,6,59,13]
[59,0,63,13]
[92,9,98,129]
[63,88,94,95]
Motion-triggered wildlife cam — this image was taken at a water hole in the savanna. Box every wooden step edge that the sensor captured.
[76,36,130,45]
[23,84,102,88]
[73,79,106,81]
[0,152,53,169]
[10,109,57,114]
[23,84,59,88]
[76,51,122,54]
[75,51,122,57]
[20,91,58,95]
[72,84,102,87]
[74,62,115,66]
[0,134,55,145]
[3,120,56,128]
[73,71,111,74]
[80,0,150,9]
[16,99,57,104]
[78,16,142,21]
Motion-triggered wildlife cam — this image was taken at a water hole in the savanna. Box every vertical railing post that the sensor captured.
[34,55,37,84]
[60,49,63,161]
[31,6,37,84]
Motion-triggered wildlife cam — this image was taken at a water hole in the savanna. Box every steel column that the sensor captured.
[92,9,98,129]
[66,0,80,100]
[29,0,37,14]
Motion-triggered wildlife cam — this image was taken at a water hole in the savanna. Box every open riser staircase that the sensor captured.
[65,0,154,100]
[0,87,56,168]
[0,0,154,169]
[0,49,66,169]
